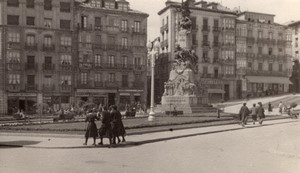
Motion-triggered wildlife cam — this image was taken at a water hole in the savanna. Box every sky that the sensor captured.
[129,0,300,41]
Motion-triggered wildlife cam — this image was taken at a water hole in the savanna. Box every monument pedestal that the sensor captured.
[161,96,210,114]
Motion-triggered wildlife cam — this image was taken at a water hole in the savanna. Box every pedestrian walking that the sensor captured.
[239,103,250,127]
[257,102,265,125]
[98,106,112,145]
[111,105,126,144]
[268,102,272,112]
[279,101,283,114]
[250,104,257,125]
[83,109,99,146]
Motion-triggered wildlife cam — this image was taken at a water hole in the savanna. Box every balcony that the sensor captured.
[223,26,235,31]
[202,41,210,47]
[245,69,289,77]
[134,65,146,71]
[6,84,21,92]
[60,64,72,71]
[25,84,37,91]
[60,85,72,92]
[77,24,93,31]
[161,40,168,48]
[106,26,120,32]
[43,84,55,92]
[132,81,144,89]
[59,45,72,52]
[119,45,131,51]
[92,44,105,50]
[201,73,212,78]
[25,63,38,71]
[42,44,55,52]
[77,82,92,89]
[79,62,92,70]
[212,42,219,47]
[236,52,247,57]
[202,25,210,32]
[106,44,118,50]
[160,23,168,33]
[24,43,38,51]
[94,81,104,88]
[121,27,129,33]
[79,42,92,50]
[192,25,199,31]
[212,26,221,33]
[132,28,146,35]
[256,38,264,44]
[105,82,119,88]
[42,64,55,72]
[7,42,21,50]
[266,39,276,45]
[277,40,287,46]
[6,63,23,71]
[94,25,103,31]
[246,37,255,44]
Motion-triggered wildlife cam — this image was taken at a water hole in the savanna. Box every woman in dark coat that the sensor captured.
[83,110,99,145]
[98,106,112,145]
[111,105,126,144]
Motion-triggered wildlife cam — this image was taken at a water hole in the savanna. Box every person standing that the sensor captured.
[239,103,250,127]
[250,104,257,125]
[257,102,265,125]
[268,102,272,112]
[98,106,112,145]
[278,101,283,114]
[111,105,126,144]
[83,110,99,145]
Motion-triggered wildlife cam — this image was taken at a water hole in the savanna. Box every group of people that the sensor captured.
[84,105,126,146]
[239,102,265,127]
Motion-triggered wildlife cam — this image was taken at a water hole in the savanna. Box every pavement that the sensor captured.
[0,118,298,149]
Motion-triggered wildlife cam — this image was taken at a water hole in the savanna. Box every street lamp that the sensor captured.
[147,40,160,121]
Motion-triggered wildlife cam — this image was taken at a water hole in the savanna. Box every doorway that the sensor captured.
[19,100,26,112]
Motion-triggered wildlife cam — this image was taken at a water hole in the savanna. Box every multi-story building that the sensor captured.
[0,0,75,114]
[236,11,293,98]
[74,0,148,109]
[158,1,237,103]
[0,0,148,115]
[287,20,300,61]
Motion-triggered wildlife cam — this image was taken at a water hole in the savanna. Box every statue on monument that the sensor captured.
[179,0,193,32]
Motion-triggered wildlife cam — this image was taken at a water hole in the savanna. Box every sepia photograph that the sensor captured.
[0,0,300,172]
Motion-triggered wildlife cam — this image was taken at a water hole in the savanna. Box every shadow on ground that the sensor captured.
[0,140,41,148]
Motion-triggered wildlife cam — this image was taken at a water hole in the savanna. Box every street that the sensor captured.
[0,119,299,173]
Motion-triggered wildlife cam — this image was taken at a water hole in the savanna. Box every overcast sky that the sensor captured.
[129,0,300,41]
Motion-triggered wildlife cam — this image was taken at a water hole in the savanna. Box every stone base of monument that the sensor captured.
[161,96,215,114]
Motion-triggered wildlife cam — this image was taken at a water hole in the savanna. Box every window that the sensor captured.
[248,30,253,37]
[258,47,263,54]
[26,35,35,45]
[60,20,71,29]
[95,17,101,29]
[44,36,52,46]
[118,3,128,11]
[279,64,283,72]
[202,51,209,62]
[203,66,208,74]
[26,17,35,26]
[278,48,283,53]
[108,55,115,67]
[94,54,101,66]
[80,73,88,84]
[203,34,208,43]
[258,63,263,71]
[61,55,71,65]
[27,56,35,69]
[258,31,263,38]
[8,74,20,84]
[121,20,128,32]
[121,37,128,48]
[96,35,102,44]
[44,0,52,10]
[134,57,142,66]
[108,73,115,82]
[105,2,115,9]
[122,56,128,67]
[7,15,19,25]
[44,18,52,28]
[81,16,87,29]
[60,2,70,13]
[95,73,102,82]
[248,62,252,69]
[278,33,283,40]
[134,21,140,32]
[7,0,19,7]
[27,75,35,85]
[61,75,71,85]
[222,51,234,60]
[268,63,273,71]
[8,33,20,42]
[26,0,34,8]
[8,51,20,63]
[91,0,102,8]
[44,75,52,86]
[268,48,273,55]
[122,75,128,87]
[60,36,71,46]
[268,32,273,39]
[108,36,115,45]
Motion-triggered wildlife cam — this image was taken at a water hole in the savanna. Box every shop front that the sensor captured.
[7,93,37,114]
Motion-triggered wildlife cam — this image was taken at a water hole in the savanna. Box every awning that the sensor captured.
[246,76,292,84]
[207,89,225,94]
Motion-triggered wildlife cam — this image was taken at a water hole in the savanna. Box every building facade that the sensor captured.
[288,21,300,61]
[236,12,293,98]
[158,1,237,103]
[0,0,148,115]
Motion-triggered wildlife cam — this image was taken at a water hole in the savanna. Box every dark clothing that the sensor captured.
[98,110,112,138]
[239,105,250,124]
[268,104,272,112]
[250,107,258,121]
[111,110,126,136]
[85,113,99,138]
[257,106,265,119]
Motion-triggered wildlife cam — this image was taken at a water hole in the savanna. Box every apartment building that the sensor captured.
[0,0,75,114]
[158,1,237,103]
[0,0,148,115]
[287,21,300,61]
[236,12,293,98]
[74,0,148,109]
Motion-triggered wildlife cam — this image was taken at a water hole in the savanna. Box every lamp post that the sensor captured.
[147,40,160,121]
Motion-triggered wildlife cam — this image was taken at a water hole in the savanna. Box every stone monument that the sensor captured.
[161,0,208,113]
